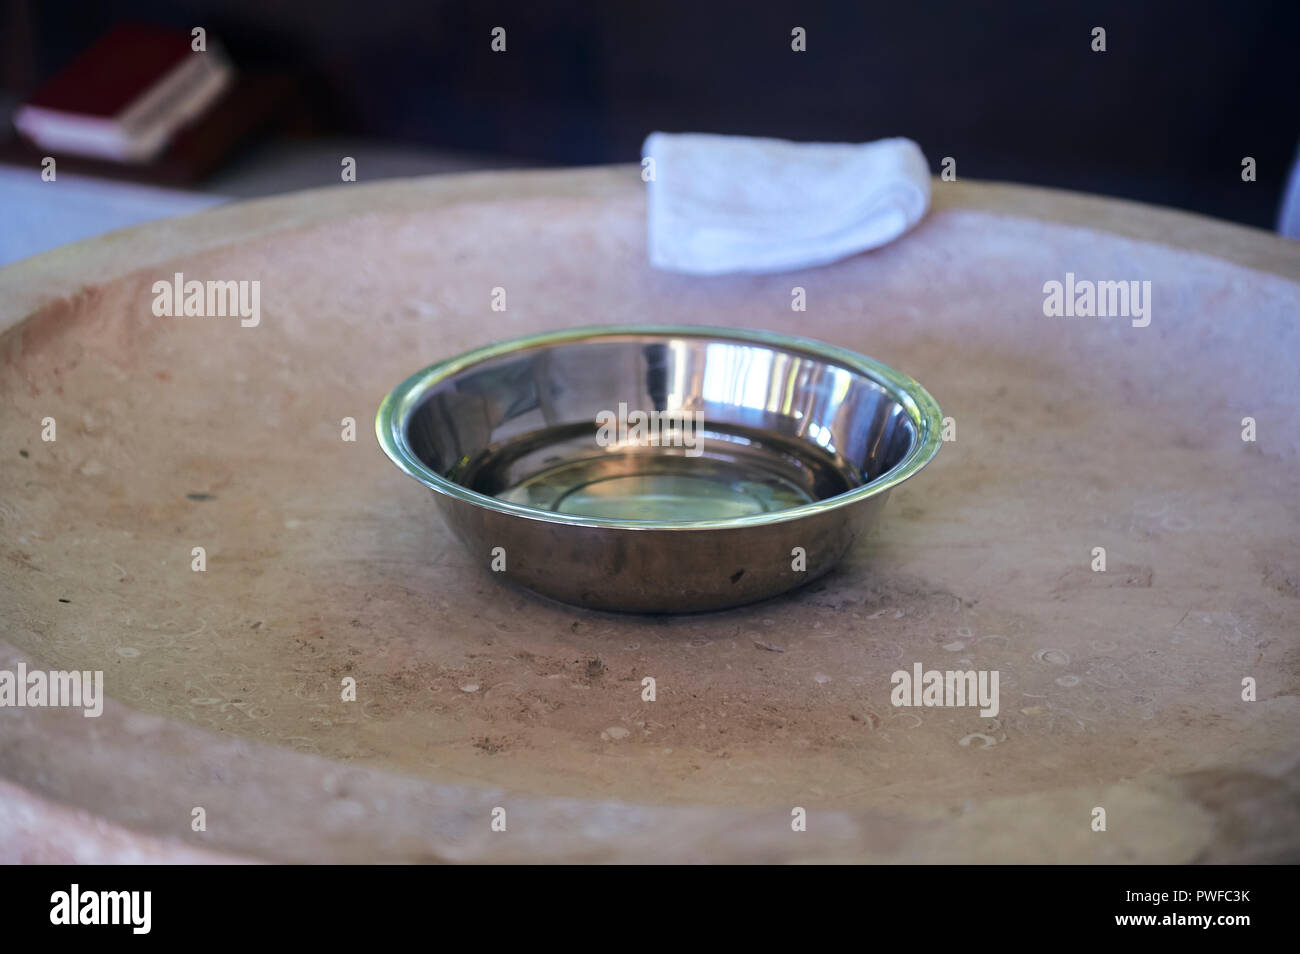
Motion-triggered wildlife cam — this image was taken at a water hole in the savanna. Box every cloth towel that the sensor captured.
[643,132,930,275]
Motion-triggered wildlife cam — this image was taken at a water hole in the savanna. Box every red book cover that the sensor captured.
[24,24,197,120]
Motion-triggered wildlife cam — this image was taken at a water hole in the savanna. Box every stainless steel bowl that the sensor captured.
[376,326,942,612]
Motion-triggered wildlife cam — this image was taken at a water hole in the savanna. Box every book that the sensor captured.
[13,24,234,163]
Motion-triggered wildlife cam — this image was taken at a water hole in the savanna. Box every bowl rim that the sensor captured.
[375,324,943,531]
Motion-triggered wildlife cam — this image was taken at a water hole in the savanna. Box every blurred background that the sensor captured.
[3,0,1298,265]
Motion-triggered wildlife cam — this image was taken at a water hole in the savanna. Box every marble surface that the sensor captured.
[1,168,1296,862]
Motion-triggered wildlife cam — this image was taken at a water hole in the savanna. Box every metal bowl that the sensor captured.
[376,325,943,612]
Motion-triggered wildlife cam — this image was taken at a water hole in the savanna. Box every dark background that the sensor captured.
[4,0,1298,228]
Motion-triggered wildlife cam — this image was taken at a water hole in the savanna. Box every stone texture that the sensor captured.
[0,168,1296,862]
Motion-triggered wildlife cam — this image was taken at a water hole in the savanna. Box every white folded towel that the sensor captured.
[643,132,931,275]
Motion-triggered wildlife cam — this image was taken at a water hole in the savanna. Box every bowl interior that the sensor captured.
[403,333,919,523]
